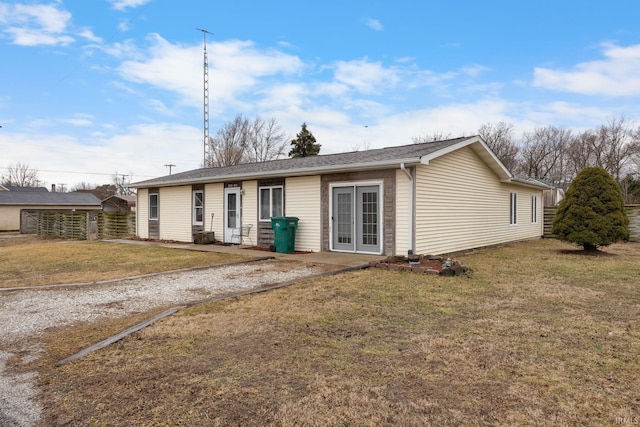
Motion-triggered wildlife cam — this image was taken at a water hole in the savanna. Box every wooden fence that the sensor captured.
[38,211,89,240]
[97,212,136,240]
[37,211,136,240]
[544,205,640,242]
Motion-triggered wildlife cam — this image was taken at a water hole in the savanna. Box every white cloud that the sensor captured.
[0,3,74,46]
[533,43,640,96]
[78,28,102,43]
[0,122,202,187]
[108,0,152,11]
[333,58,401,94]
[117,34,304,110]
[365,18,383,31]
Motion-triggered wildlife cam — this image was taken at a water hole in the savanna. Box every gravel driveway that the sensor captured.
[0,258,336,427]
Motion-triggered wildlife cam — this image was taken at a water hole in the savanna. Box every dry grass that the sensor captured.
[0,236,249,288]
[30,239,640,425]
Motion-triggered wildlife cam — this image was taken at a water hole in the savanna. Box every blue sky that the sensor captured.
[1,0,640,188]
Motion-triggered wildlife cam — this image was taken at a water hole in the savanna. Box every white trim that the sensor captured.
[531,194,538,224]
[509,191,518,225]
[223,187,241,243]
[329,180,384,255]
[420,136,514,181]
[149,192,159,220]
[258,185,284,222]
[192,190,204,226]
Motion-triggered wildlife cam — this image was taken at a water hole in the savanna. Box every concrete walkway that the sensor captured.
[106,239,387,268]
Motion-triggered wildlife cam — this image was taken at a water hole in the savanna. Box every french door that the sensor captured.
[331,184,381,254]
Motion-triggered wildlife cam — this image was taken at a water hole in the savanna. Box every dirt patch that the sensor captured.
[371,255,469,276]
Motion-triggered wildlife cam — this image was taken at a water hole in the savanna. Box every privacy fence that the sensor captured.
[543,205,640,242]
[35,211,136,240]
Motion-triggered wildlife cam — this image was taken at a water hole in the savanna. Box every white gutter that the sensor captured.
[400,163,415,255]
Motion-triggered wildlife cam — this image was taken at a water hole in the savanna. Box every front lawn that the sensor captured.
[36,239,640,425]
[0,237,249,288]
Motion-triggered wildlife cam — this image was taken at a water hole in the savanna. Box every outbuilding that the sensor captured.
[0,187,101,233]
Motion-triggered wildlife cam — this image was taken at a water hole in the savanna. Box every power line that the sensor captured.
[0,166,155,179]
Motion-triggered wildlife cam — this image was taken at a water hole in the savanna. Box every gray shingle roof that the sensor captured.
[0,191,102,206]
[131,136,475,188]
[0,186,49,192]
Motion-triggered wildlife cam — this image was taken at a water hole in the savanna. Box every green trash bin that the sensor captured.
[271,216,299,253]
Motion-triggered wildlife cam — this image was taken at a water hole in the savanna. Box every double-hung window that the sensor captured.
[149,193,159,220]
[509,192,517,225]
[193,190,204,225]
[259,186,283,221]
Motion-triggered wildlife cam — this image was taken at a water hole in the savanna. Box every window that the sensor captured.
[149,193,159,220]
[259,186,283,221]
[509,192,517,225]
[193,190,203,225]
[531,194,538,224]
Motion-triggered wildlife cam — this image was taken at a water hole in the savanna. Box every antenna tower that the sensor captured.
[196,28,213,166]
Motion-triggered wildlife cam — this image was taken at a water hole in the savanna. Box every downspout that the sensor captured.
[400,163,414,255]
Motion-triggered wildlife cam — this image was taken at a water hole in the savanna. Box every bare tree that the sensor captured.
[565,116,640,182]
[478,122,520,172]
[520,126,573,186]
[206,115,250,167]
[593,116,639,181]
[206,115,289,167]
[72,182,100,191]
[567,130,598,178]
[112,172,135,196]
[1,162,40,187]
[350,140,372,152]
[245,117,288,163]
[412,131,453,144]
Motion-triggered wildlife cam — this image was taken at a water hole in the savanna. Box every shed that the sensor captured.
[0,189,102,232]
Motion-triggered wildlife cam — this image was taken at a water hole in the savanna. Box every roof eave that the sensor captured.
[130,157,423,188]
[504,178,554,190]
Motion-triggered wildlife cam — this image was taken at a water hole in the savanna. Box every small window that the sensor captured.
[259,186,284,221]
[531,194,538,224]
[149,193,159,220]
[509,192,517,225]
[193,190,204,225]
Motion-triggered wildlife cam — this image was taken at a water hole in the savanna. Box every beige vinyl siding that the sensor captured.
[241,180,258,245]
[285,175,321,252]
[415,146,543,255]
[137,188,149,239]
[395,169,410,255]
[204,183,224,238]
[159,186,192,242]
[0,207,20,230]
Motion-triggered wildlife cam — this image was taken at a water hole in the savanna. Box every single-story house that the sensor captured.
[130,136,550,256]
[0,188,102,232]
[101,194,137,212]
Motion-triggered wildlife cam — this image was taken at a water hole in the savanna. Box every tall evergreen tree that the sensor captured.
[552,166,629,251]
[289,123,321,158]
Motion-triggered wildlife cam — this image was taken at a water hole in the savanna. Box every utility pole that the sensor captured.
[164,164,176,175]
[196,28,213,167]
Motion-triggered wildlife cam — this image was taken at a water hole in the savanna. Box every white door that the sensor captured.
[224,187,241,243]
[331,184,381,254]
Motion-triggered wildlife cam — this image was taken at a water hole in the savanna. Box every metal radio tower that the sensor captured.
[196,28,213,166]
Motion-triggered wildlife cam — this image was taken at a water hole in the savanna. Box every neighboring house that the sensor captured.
[0,185,49,193]
[130,136,550,256]
[0,188,101,232]
[101,194,136,212]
